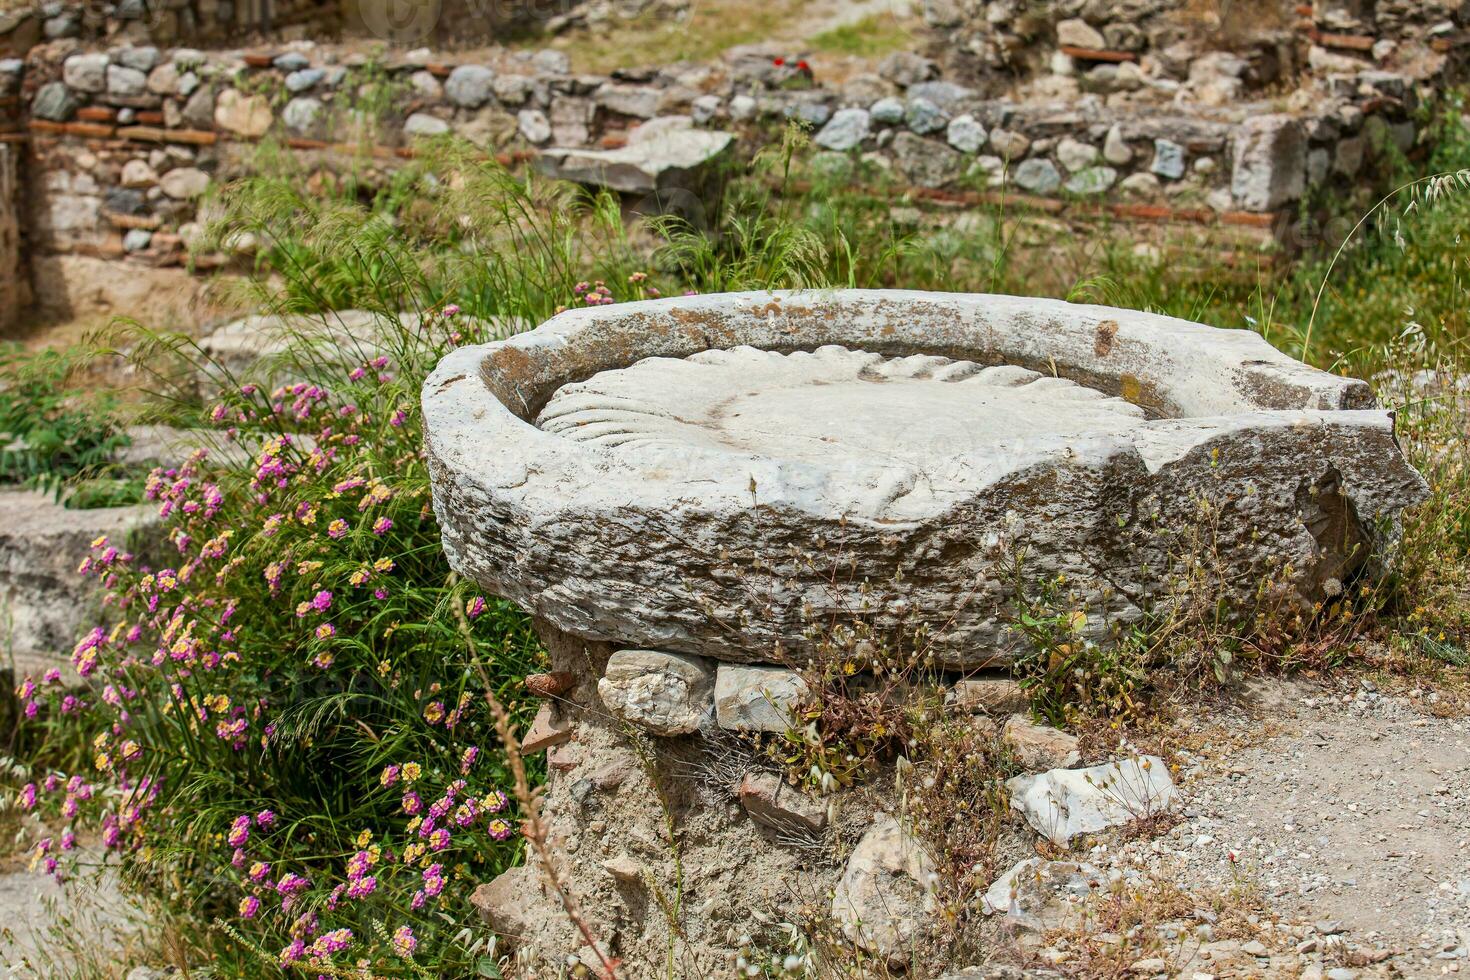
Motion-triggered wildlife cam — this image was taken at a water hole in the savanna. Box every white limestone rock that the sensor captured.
[445,64,495,107]
[1013,157,1061,193]
[282,97,324,136]
[892,131,963,187]
[119,159,157,188]
[1007,755,1177,844]
[1120,171,1161,195]
[62,52,108,93]
[1231,114,1306,211]
[870,97,905,125]
[594,82,660,119]
[690,94,722,125]
[214,88,272,138]
[517,109,552,144]
[981,857,1104,930]
[0,491,159,668]
[946,114,987,153]
[105,64,146,97]
[1151,138,1187,179]
[904,96,946,135]
[159,167,209,200]
[424,290,1427,669]
[597,649,714,735]
[988,128,1030,159]
[814,107,870,151]
[202,309,503,384]
[408,70,442,100]
[1056,18,1105,49]
[1103,124,1133,165]
[832,814,935,961]
[493,73,534,106]
[1064,165,1116,194]
[534,126,734,195]
[714,664,809,732]
[1057,137,1099,172]
[404,112,450,137]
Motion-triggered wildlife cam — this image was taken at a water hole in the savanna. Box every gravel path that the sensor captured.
[0,859,141,978]
[1069,677,1470,978]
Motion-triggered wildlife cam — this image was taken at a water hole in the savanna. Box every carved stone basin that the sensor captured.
[424,290,1428,668]
[536,347,1151,470]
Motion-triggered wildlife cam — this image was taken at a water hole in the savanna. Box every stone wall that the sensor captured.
[921,0,1469,96]
[0,0,343,56]
[0,140,27,323]
[0,0,1462,329]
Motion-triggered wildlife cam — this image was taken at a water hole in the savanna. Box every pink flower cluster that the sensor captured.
[15,328,539,970]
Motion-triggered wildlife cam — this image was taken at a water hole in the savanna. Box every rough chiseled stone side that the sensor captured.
[468,622,1185,975]
[424,291,1428,670]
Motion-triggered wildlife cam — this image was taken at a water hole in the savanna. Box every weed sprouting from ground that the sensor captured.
[769,618,928,795]
[0,345,135,500]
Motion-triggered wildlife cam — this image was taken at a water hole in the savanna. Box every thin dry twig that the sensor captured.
[451,573,620,980]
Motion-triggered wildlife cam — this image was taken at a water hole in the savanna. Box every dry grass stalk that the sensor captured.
[452,575,620,980]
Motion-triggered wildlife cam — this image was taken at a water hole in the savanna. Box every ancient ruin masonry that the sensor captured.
[0,0,1465,329]
[422,289,1428,974]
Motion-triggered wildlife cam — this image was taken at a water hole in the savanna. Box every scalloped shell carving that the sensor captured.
[537,345,1147,465]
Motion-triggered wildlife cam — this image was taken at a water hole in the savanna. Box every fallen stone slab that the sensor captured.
[0,491,159,668]
[1231,114,1306,212]
[200,309,509,385]
[535,119,734,196]
[118,424,251,470]
[1007,755,1177,845]
[597,649,714,735]
[198,309,387,380]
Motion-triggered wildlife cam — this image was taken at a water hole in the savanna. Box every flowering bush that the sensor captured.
[4,137,728,974]
[15,304,552,976]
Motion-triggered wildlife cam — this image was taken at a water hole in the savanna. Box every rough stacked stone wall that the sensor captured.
[922,0,1469,94]
[0,0,343,56]
[0,0,1462,327]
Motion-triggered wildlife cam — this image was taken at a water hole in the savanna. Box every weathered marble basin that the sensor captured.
[424,290,1428,668]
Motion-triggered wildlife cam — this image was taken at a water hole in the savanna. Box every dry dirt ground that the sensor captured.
[1033,677,1470,979]
[0,856,145,978]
